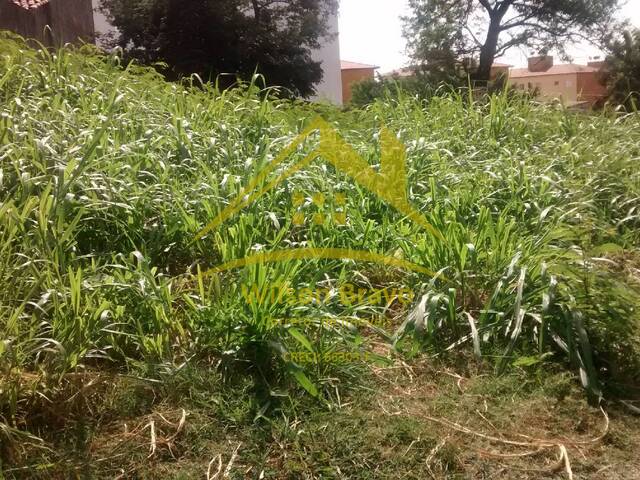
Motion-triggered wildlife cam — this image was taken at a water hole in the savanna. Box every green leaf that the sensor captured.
[589,243,624,256]
[290,369,318,397]
[498,267,526,374]
[513,355,541,367]
[571,311,602,405]
[465,312,481,358]
[288,327,314,353]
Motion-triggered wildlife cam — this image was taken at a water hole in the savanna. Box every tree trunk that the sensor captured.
[251,0,261,24]
[475,18,501,83]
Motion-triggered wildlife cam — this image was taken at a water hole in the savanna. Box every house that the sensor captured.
[382,67,412,78]
[490,62,512,80]
[382,62,511,81]
[509,55,607,107]
[380,66,417,79]
[340,60,379,103]
[0,0,95,46]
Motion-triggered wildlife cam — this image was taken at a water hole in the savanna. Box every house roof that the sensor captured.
[381,66,417,77]
[510,64,598,78]
[381,61,511,77]
[341,60,379,70]
[9,0,50,9]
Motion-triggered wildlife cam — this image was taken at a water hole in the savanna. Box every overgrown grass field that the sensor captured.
[1,34,639,477]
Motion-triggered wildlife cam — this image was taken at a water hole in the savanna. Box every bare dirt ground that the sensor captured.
[7,357,639,479]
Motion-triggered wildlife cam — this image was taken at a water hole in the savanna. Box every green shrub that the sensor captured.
[349,73,454,107]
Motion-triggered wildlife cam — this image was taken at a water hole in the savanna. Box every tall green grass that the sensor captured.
[1,33,639,445]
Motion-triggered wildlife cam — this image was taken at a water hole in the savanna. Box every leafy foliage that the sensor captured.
[97,0,338,97]
[604,29,640,110]
[403,0,621,81]
[349,71,467,108]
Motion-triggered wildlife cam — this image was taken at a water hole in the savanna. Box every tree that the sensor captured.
[97,0,338,97]
[604,29,640,109]
[403,0,621,82]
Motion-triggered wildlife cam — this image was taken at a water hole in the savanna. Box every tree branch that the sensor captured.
[496,0,516,16]
[464,24,484,47]
[477,0,494,14]
[251,0,261,24]
[494,35,527,57]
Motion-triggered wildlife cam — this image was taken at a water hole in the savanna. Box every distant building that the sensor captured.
[381,66,418,79]
[91,0,114,48]
[311,10,343,105]
[509,55,607,107]
[340,60,378,104]
[0,0,94,46]
[490,62,512,80]
[382,62,511,82]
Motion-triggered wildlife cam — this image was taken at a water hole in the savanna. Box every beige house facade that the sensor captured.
[509,56,607,107]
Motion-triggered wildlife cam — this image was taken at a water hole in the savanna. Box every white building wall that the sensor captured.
[91,0,117,48]
[311,11,343,105]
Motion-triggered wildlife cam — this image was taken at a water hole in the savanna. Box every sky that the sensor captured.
[338,0,640,73]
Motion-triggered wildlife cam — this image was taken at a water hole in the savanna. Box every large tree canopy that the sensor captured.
[98,0,338,97]
[403,0,621,82]
[604,29,640,110]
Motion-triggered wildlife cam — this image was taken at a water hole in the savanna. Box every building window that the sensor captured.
[554,81,560,86]
[527,82,532,89]
[565,80,572,87]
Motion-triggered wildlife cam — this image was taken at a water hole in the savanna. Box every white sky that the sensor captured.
[339,0,640,73]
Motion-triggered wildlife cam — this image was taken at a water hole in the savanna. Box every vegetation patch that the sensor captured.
[1,36,639,476]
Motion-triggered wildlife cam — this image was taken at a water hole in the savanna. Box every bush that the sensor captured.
[349,73,461,107]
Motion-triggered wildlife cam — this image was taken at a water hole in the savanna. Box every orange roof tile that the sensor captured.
[510,64,598,78]
[10,0,49,9]
[341,60,379,70]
